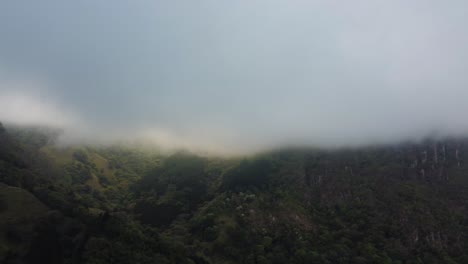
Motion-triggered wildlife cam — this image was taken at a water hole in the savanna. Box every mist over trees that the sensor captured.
[1,124,467,263]
[2,1,468,263]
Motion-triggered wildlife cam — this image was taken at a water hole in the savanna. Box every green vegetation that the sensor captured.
[1,123,468,263]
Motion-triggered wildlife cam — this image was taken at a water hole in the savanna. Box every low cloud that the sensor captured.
[0,79,78,129]
[1,1,468,155]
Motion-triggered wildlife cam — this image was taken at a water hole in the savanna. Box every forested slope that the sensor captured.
[1,123,467,263]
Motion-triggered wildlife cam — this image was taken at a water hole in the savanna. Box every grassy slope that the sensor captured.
[0,183,49,259]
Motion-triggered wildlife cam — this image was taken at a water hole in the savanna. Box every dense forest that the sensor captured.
[1,122,467,264]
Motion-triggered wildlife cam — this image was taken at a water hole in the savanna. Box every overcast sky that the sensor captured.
[1,0,468,154]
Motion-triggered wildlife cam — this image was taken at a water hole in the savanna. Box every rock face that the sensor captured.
[304,138,468,188]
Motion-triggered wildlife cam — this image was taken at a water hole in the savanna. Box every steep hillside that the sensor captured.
[1,123,468,263]
[132,144,468,264]
[0,124,88,264]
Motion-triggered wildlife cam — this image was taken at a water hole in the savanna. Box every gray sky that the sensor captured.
[1,0,468,154]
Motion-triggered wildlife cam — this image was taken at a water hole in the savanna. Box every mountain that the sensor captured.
[0,123,467,263]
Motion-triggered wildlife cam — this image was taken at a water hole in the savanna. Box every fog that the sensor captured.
[1,1,468,154]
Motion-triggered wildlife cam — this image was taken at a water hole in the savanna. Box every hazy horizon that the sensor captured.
[1,1,468,154]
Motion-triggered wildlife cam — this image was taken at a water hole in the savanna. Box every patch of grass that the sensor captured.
[0,183,49,258]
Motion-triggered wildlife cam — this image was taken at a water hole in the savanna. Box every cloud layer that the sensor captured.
[1,1,468,154]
